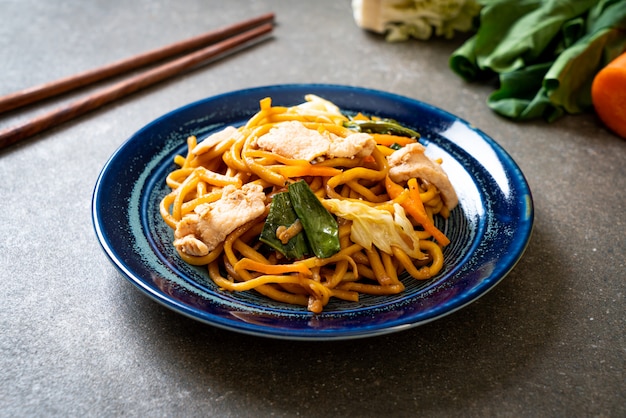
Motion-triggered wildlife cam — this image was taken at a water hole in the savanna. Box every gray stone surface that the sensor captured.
[1,1,624,417]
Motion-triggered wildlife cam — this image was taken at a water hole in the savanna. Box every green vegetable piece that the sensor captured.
[260,192,309,259]
[449,0,626,121]
[288,180,341,259]
[344,119,421,139]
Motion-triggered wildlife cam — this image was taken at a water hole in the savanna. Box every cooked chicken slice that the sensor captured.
[256,121,329,161]
[387,143,458,210]
[173,183,266,255]
[329,132,376,158]
[173,234,209,257]
[256,120,376,161]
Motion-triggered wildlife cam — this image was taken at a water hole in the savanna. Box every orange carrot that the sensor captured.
[352,112,370,121]
[385,176,450,246]
[259,96,272,110]
[371,133,418,147]
[591,51,626,139]
[274,165,342,178]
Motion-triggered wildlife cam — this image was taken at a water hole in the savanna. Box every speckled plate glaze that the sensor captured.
[92,84,533,340]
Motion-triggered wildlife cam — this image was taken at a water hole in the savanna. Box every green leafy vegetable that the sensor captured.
[288,180,341,259]
[260,192,310,259]
[450,0,626,121]
[344,119,421,138]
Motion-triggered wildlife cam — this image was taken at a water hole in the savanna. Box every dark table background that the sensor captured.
[1,1,624,417]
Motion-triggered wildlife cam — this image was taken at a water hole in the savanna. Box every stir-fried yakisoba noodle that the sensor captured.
[160,95,458,313]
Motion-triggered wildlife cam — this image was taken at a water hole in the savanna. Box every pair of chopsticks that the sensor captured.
[0,13,275,151]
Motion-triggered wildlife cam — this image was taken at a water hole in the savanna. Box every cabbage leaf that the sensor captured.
[323,199,424,259]
[352,0,482,41]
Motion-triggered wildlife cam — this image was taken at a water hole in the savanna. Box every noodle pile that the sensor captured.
[160,95,456,313]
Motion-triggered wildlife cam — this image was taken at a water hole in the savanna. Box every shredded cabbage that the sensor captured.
[324,199,424,259]
[286,94,348,124]
[352,0,481,41]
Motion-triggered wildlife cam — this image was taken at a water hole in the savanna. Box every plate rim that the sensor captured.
[92,83,534,340]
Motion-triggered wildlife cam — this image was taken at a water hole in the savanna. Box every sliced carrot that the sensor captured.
[362,155,376,164]
[274,165,342,178]
[372,133,418,147]
[352,112,370,121]
[259,96,272,110]
[591,51,626,139]
[385,176,450,246]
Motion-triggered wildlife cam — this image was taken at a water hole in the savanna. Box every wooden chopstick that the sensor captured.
[0,12,274,114]
[0,15,274,150]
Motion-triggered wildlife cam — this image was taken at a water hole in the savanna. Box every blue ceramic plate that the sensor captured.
[92,84,533,340]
